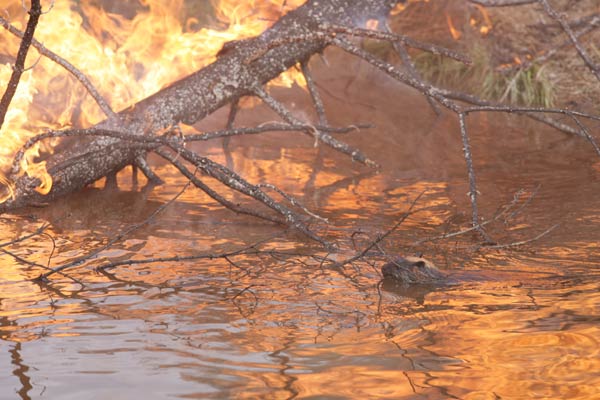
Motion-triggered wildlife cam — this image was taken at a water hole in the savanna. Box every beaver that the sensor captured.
[381,256,446,285]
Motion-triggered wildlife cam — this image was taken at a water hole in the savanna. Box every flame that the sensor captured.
[0,0,304,200]
[391,0,430,16]
[21,144,51,194]
[445,5,493,42]
[474,5,492,35]
[471,4,492,36]
[365,19,380,30]
[446,13,462,40]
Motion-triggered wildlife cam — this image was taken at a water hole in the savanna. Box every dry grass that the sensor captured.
[413,45,555,107]
[391,0,600,110]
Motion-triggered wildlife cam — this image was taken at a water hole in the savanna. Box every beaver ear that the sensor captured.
[414,261,426,268]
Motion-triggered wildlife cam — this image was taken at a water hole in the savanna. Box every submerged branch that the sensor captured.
[35,177,194,281]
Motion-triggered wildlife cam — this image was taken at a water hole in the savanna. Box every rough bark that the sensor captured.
[0,0,398,212]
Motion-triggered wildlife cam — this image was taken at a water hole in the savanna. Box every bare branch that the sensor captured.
[222,97,240,152]
[0,0,42,130]
[480,224,559,250]
[163,140,334,249]
[384,22,441,115]
[538,0,600,81]
[94,238,273,272]
[458,113,493,243]
[154,148,286,225]
[321,24,471,65]
[412,188,534,245]
[332,191,426,268]
[257,183,329,223]
[253,85,378,167]
[301,60,328,125]
[517,15,600,69]
[36,177,195,280]
[0,222,50,248]
[0,14,116,119]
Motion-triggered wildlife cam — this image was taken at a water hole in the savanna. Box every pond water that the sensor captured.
[1,52,600,399]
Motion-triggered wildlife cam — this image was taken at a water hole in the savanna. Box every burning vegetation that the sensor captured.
[0,0,598,281]
[0,0,307,200]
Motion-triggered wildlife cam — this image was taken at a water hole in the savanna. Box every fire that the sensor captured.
[0,0,304,201]
[444,5,493,41]
[470,4,492,36]
[446,13,462,40]
[391,0,430,16]
[365,19,379,30]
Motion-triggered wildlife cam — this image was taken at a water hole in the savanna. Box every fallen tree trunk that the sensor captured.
[0,0,397,212]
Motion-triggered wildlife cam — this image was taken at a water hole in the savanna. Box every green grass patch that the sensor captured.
[414,46,555,107]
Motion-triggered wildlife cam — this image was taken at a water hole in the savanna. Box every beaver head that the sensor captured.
[381,256,446,284]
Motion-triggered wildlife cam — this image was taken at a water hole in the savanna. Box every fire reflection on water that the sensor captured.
[2,243,599,398]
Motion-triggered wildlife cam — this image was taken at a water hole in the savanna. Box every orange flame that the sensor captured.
[474,5,493,36]
[366,19,379,30]
[391,0,430,15]
[0,0,304,200]
[446,13,462,40]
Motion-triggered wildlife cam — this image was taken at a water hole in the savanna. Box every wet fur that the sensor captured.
[381,256,445,284]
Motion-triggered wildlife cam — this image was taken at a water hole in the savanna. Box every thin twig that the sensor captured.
[163,140,334,249]
[257,183,329,223]
[463,105,600,122]
[253,85,378,167]
[332,191,426,268]
[35,177,195,281]
[321,24,471,65]
[510,15,600,70]
[222,97,239,151]
[0,15,116,119]
[384,22,441,116]
[2,247,46,270]
[332,37,459,111]
[0,222,50,248]
[567,114,600,157]
[300,60,328,125]
[458,113,493,243]
[538,0,600,81]
[154,148,285,225]
[185,123,372,141]
[479,224,559,250]
[0,0,42,130]
[1,247,83,285]
[412,188,535,245]
[503,186,540,223]
[95,236,276,271]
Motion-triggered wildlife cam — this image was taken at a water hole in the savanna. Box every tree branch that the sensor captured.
[0,0,42,130]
